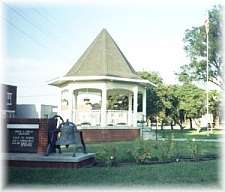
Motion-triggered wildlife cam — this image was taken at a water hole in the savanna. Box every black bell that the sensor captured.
[56,120,76,146]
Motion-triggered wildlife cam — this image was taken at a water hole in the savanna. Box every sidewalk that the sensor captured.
[157,138,224,142]
[141,129,224,142]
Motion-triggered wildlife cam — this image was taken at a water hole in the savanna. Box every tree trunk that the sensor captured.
[161,121,164,130]
[179,119,183,129]
[179,110,185,126]
[189,118,193,129]
[174,119,184,130]
[194,119,201,133]
[170,121,173,130]
[213,113,220,129]
[156,116,159,130]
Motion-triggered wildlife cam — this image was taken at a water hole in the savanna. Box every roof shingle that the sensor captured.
[65,28,140,79]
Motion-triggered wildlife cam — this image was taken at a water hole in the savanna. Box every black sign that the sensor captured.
[8,129,38,153]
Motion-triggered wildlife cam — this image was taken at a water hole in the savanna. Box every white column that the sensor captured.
[69,89,74,122]
[73,90,78,123]
[133,86,138,127]
[128,93,133,126]
[101,88,107,127]
[142,89,147,121]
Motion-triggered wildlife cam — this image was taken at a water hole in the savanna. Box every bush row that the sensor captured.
[95,137,205,166]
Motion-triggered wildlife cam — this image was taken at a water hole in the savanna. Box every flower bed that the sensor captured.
[88,139,220,167]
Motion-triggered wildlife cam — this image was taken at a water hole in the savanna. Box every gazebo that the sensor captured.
[49,29,154,129]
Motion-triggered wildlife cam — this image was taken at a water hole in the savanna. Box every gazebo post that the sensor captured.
[73,90,78,123]
[142,89,147,122]
[69,89,74,121]
[133,86,138,127]
[128,93,133,126]
[101,88,107,127]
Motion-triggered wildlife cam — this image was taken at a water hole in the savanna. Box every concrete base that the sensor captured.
[6,152,96,168]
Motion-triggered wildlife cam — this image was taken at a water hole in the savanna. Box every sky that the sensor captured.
[1,0,221,105]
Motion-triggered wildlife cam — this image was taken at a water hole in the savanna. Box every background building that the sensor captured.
[16,104,57,119]
[1,84,17,119]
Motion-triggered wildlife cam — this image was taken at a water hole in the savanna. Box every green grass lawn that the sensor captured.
[156,129,223,139]
[7,160,220,187]
[6,136,222,187]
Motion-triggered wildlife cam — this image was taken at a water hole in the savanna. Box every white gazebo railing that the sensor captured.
[106,110,128,126]
[73,110,144,127]
[75,110,101,126]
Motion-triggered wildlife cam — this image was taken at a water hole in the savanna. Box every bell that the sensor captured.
[56,120,76,146]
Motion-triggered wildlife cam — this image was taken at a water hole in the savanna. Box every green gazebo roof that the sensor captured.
[65,28,141,80]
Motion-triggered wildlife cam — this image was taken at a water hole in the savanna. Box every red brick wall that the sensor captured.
[37,119,48,153]
[7,118,48,154]
[7,118,140,153]
[82,128,140,143]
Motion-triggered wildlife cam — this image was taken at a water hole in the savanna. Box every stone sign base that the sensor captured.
[6,152,96,168]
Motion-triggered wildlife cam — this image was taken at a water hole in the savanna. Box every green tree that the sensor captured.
[208,90,222,127]
[175,83,205,129]
[177,5,223,90]
[138,71,181,130]
[138,71,163,86]
[107,94,128,110]
[157,85,180,130]
[138,71,164,123]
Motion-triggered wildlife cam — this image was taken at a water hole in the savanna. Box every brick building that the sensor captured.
[1,84,17,118]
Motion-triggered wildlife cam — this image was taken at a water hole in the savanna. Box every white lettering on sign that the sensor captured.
[7,124,39,129]
[9,129,37,152]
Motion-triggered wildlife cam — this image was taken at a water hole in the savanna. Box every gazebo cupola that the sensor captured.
[49,28,153,128]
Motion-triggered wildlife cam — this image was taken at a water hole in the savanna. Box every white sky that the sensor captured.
[1,0,221,105]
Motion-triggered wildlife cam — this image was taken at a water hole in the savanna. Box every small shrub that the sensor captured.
[157,140,170,161]
[96,146,118,166]
[96,147,108,161]
[156,135,178,161]
[174,144,182,159]
[168,134,178,160]
[189,139,201,161]
[126,149,135,161]
[129,140,153,164]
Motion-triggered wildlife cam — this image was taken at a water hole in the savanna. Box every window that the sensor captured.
[7,92,12,105]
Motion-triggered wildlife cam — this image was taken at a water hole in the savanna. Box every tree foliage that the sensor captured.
[138,71,164,120]
[208,90,223,121]
[107,94,128,110]
[157,85,180,129]
[178,5,223,89]
[139,70,220,129]
[175,84,205,119]
[138,71,181,129]
[138,71,163,86]
[138,71,163,117]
